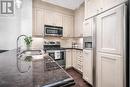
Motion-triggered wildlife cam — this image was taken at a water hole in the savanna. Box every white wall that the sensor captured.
[21,0,32,36]
[0,0,32,50]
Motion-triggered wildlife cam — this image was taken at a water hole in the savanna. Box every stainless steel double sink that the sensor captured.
[21,50,43,55]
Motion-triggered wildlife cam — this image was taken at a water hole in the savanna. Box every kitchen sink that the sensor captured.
[19,50,44,60]
[21,50,42,55]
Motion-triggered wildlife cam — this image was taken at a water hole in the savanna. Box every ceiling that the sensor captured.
[41,0,84,10]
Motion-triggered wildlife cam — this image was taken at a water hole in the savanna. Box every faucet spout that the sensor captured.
[17,35,27,57]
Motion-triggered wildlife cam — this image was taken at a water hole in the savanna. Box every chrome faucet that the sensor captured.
[17,35,27,57]
[16,35,31,73]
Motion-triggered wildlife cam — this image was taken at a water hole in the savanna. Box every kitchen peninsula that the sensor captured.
[0,50,75,87]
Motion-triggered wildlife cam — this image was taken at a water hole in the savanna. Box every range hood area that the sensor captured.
[44,25,63,37]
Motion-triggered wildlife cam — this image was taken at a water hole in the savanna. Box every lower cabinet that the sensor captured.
[83,50,93,85]
[72,50,77,68]
[65,50,72,68]
[76,50,83,72]
[66,49,83,72]
[72,50,83,72]
[96,52,123,87]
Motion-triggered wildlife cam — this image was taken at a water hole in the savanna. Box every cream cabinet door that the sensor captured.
[72,50,77,68]
[72,50,83,72]
[83,18,93,37]
[96,5,125,55]
[33,8,44,36]
[63,15,74,37]
[45,10,63,26]
[83,50,93,85]
[96,52,123,87]
[74,11,80,37]
[45,10,54,26]
[74,5,84,37]
[85,0,101,19]
[76,50,83,72]
[100,0,127,12]
[54,12,63,27]
[65,50,72,68]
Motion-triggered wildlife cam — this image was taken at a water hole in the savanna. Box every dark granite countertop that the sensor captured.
[0,50,74,87]
[62,48,83,51]
[0,50,8,53]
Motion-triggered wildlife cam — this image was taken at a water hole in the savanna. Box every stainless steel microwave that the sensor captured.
[83,36,93,49]
[44,25,63,37]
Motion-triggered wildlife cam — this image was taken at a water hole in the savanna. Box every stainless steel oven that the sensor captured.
[44,41,65,67]
[47,50,65,60]
[44,25,63,37]
[47,50,65,68]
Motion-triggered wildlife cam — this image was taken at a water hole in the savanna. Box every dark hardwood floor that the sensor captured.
[66,68,92,87]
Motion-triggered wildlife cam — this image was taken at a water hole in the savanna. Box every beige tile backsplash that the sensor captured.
[32,37,83,49]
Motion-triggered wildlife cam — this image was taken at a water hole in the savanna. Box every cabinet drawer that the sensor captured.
[77,61,82,66]
[77,64,83,72]
[77,58,82,63]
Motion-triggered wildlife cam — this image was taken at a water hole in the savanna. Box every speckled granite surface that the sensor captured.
[0,50,74,87]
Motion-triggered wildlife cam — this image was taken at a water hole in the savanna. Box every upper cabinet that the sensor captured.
[85,0,127,19]
[100,0,127,12]
[33,7,74,37]
[45,10,63,27]
[44,10,54,26]
[74,4,84,37]
[83,18,94,37]
[54,12,63,27]
[96,5,125,55]
[63,15,74,37]
[85,0,101,19]
[33,8,45,36]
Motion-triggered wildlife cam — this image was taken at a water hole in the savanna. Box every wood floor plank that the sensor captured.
[66,68,92,87]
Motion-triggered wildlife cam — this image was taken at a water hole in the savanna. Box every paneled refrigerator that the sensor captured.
[83,3,128,87]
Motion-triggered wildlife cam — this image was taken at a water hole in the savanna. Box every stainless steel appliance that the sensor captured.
[83,36,92,49]
[43,41,65,67]
[44,25,63,37]
[47,50,65,60]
